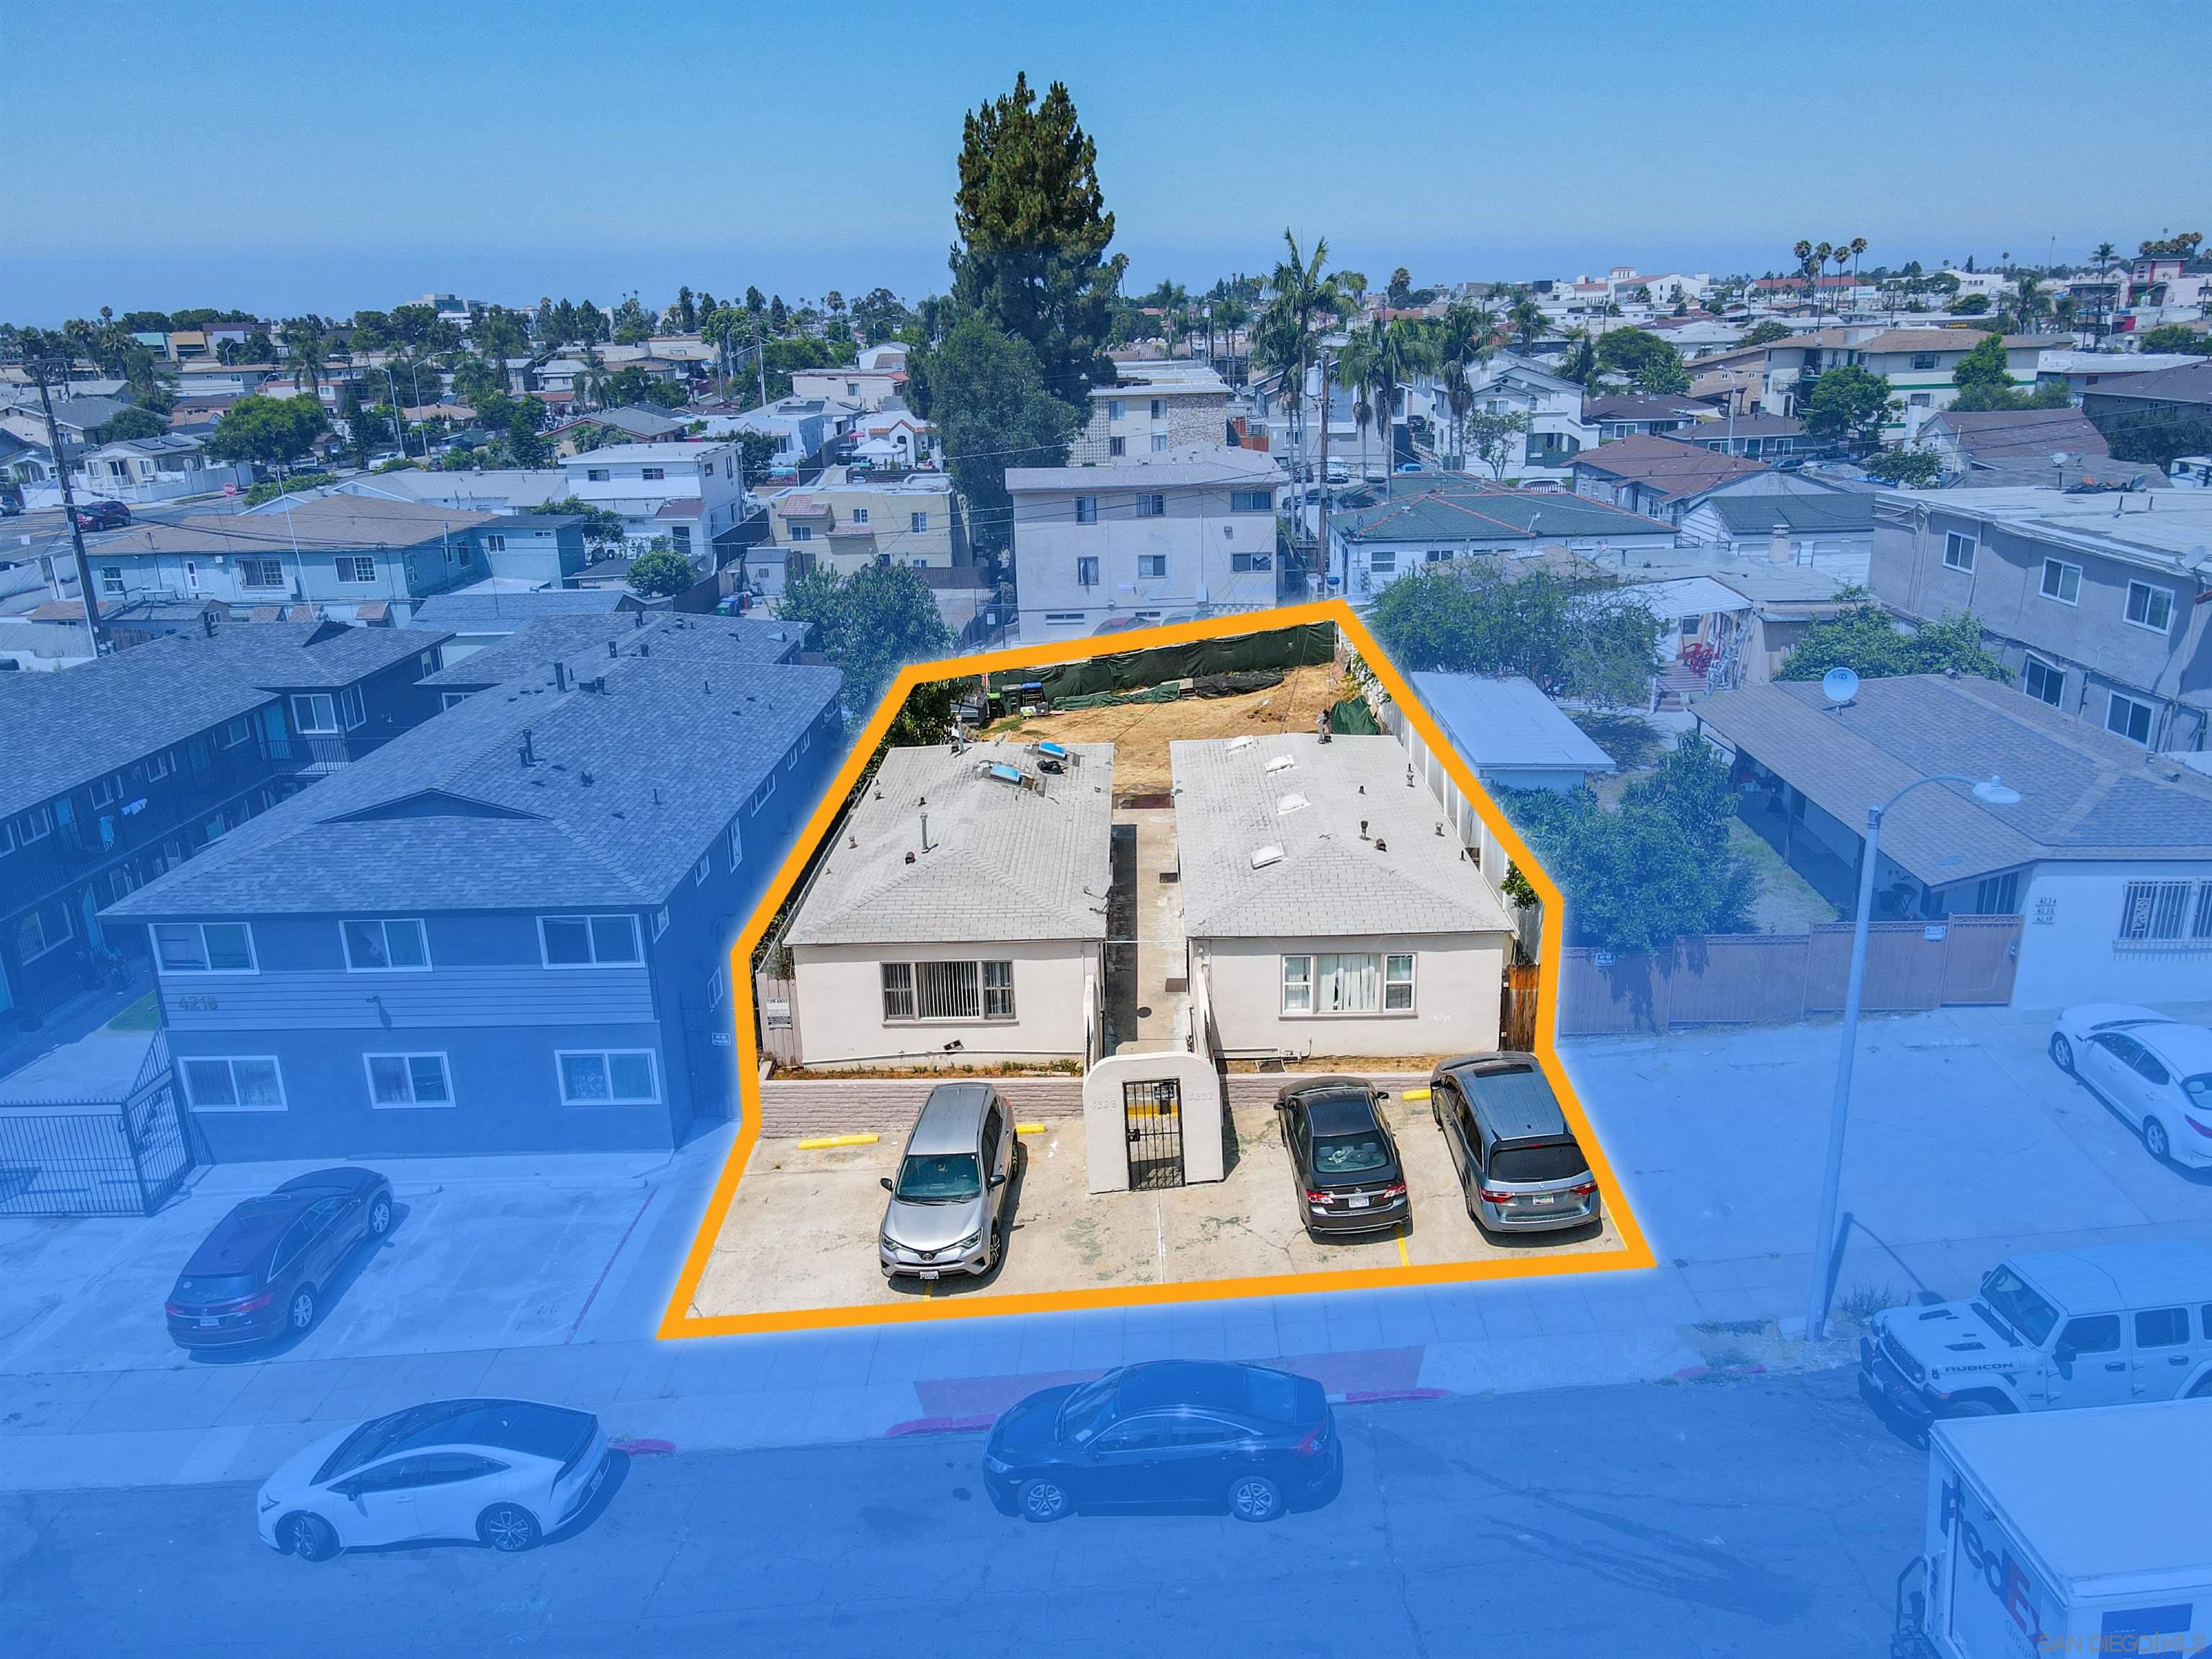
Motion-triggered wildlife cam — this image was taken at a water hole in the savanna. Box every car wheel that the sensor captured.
[1228,1474,1285,1523]
[282,1512,340,1562]
[286,1286,318,1334]
[986,1218,1004,1272]
[477,1502,543,1552]
[1017,1478,1071,1523]
[2049,1033,2074,1074]
[367,1195,393,1238]
[2144,1118,2172,1163]
[2188,1374,2212,1400]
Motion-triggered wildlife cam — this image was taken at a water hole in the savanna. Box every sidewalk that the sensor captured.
[4,997,2208,1493]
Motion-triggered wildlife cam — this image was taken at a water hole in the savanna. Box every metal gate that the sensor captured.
[0,1033,194,1217]
[1123,1078,1185,1191]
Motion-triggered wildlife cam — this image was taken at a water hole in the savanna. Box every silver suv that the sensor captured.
[879,1083,1015,1280]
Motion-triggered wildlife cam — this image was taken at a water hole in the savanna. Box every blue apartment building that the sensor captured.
[103,613,845,1156]
[0,619,451,1026]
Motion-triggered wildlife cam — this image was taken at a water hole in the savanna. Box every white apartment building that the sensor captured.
[1007,446,1281,641]
[1071,361,1233,464]
[557,441,745,568]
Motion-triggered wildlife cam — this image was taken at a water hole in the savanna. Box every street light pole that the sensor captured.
[30,363,107,657]
[1805,768,2022,1340]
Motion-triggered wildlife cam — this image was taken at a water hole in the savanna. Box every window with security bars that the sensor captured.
[2117,880,2206,943]
[879,960,1014,1020]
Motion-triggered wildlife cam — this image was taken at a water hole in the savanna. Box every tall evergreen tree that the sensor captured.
[948,73,1123,409]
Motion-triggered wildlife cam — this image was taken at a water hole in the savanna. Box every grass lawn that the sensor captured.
[1728,819,1841,932]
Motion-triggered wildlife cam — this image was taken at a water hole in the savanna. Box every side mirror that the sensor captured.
[879,1177,894,1192]
[1374,1089,1392,1102]
[989,1173,1007,1189]
[2054,1342,2077,1365]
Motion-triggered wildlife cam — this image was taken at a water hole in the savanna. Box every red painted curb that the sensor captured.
[610,1437,678,1456]
[886,1414,997,1438]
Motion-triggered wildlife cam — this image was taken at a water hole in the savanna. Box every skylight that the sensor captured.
[1276,793,1308,815]
[1226,735,1256,752]
[1250,845,1285,869]
[1264,755,1293,773]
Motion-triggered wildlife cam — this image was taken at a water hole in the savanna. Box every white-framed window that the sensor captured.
[852,507,869,525]
[366,1053,452,1108]
[1149,398,1165,420]
[1076,555,1100,586]
[440,691,472,711]
[788,523,814,542]
[727,818,744,867]
[1279,952,1408,1015]
[17,803,55,843]
[878,959,1015,1022]
[342,918,429,971]
[181,1056,285,1112]
[749,773,775,813]
[1109,436,1127,457]
[2124,580,2174,634]
[538,913,642,966]
[1043,611,1086,624]
[221,716,253,747]
[99,565,124,595]
[1230,490,1272,513]
[138,753,173,783]
[1075,495,1097,524]
[2105,691,2154,745]
[587,467,609,482]
[1137,554,1166,578]
[642,467,665,482]
[694,853,711,886]
[1136,493,1166,518]
[557,1049,660,1105]
[652,906,670,941]
[15,900,73,962]
[484,534,505,553]
[2022,656,2064,708]
[2038,558,2080,605]
[336,555,377,583]
[1370,551,1398,574]
[1942,531,1975,572]
[154,922,256,974]
[90,775,120,809]
[1150,433,1169,452]
[909,511,928,534]
[1107,399,1125,419]
[290,691,360,734]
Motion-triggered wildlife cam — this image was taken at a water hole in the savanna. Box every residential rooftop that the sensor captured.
[411,589,642,631]
[1570,434,1771,501]
[1879,485,2212,575]
[1408,673,1618,778]
[94,495,498,555]
[1005,444,1278,492]
[106,650,843,917]
[1170,733,1515,939]
[1331,476,1674,544]
[1695,673,2212,886]
[787,740,1115,947]
[1705,491,1874,536]
[421,611,804,689]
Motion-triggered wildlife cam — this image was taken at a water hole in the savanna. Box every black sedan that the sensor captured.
[166,1168,394,1351]
[1273,1077,1408,1238]
[983,1360,1340,1523]
[68,499,131,531]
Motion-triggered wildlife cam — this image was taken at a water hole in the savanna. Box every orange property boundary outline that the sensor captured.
[660,600,1656,1339]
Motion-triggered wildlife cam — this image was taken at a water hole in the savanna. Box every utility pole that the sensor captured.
[1316,349,1334,598]
[30,362,107,657]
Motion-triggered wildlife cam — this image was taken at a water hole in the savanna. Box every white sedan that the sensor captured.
[2049,1005,2212,1169]
[258,1398,611,1560]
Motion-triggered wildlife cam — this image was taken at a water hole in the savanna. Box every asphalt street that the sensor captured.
[4,1366,1923,1659]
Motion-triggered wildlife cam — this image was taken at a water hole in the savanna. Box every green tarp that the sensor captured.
[1326,696,1380,735]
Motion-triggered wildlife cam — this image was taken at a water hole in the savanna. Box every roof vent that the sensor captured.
[1226,735,1256,752]
[1250,844,1285,869]
[1264,755,1293,773]
[1276,792,1309,815]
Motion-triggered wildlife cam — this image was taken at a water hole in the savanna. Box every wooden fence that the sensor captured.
[1555,914,2023,1037]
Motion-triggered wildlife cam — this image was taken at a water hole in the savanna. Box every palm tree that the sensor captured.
[577,343,606,412]
[1506,293,1545,351]
[1254,230,1345,480]
[1372,318,1433,498]
[1336,324,1380,485]
[2092,241,2118,341]
[1431,301,1498,471]
[281,316,328,403]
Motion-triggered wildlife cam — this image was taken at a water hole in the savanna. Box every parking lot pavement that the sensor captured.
[689,1085,1620,1321]
[0,1129,733,1376]
[1563,997,2212,1314]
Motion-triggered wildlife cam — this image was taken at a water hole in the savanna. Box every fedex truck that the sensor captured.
[1897,1399,2211,1658]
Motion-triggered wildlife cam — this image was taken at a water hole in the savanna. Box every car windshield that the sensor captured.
[314,1401,467,1483]
[1490,1141,1590,1184]
[1978,1266,2059,1346]
[894,1153,980,1203]
[1057,1376,1120,1441]
[1310,1131,1389,1175]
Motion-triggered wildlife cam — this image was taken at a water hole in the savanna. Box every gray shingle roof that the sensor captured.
[1707,493,1874,536]
[1332,480,1673,544]
[1570,434,1771,502]
[788,741,1114,946]
[104,652,843,917]
[179,619,453,688]
[94,495,495,557]
[1695,675,2212,886]
[1170,734,1514,939]
[421,611,804,688]
[413,590,640,631]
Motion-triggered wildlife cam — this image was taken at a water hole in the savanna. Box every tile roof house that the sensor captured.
[1570,434,1773,523]
[1694,673,2212,1006]
[102,642,845,1156]
[1917,406,2113,473]
[1170,733,1514,1058]
[781,739,1114,1068]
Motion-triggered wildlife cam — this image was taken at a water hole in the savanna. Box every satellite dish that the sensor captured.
[1822,666,1860,706]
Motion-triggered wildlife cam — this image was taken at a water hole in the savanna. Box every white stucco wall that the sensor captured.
[1195,932,1506,1059]
[790,938,1097,1067]
[2013,860,2212,1010]
[1080,1049,1226,1193]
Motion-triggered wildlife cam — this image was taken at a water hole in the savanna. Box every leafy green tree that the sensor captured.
[472,307,529,385]
[449,355,505,410]
[541,495,627,550]
[1951,332,2015,397]
[1954,293,1992,315]
[1801,364,1898,447]
[906,316,1079,556]
[1498,742,1755,953]
[279,316,329,400]
[205,393,331,472]
[240,471,338,506]
[949,73,1123,407]
[1506,294,1545,350]
[625,544,696,597]
[86,405,169,444]
[598,364,687,408]
[611,297,654,344]
[2133,325,2211,356]
[777,562,953,716]
[1593,328,1684,390]
[1552,331,1599,386]
[1737,319,1793,348]
[1778,600,2008,683]
[1862,447,1941,487]
[735,431,781,487]
[1367,564,1660,707]
[2094,405,2212,469]
[1461,408,1531,478]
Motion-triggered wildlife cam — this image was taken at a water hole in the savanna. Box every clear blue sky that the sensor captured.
[4,0,2206,323]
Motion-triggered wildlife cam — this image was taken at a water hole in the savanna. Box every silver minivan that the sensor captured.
[879,1083,1015,1280]
[1428,1052,1601,1235]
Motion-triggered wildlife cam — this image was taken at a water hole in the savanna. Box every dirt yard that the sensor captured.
[986,662,1352,795]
